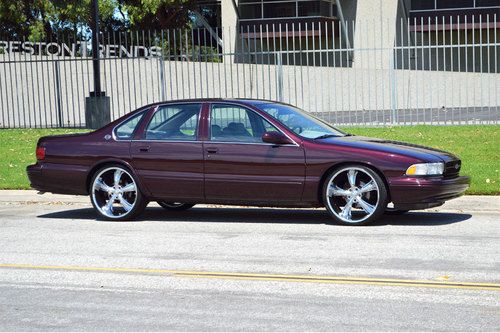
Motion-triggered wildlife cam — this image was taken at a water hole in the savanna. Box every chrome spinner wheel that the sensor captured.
[324,166,387,225]
[91,166,142,220]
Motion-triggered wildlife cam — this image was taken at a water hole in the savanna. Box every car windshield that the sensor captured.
[257,103,346,139]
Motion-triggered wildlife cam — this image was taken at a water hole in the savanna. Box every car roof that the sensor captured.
[151,98,287,107]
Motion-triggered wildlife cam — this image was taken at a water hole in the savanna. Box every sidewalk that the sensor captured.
[0,190,499,212]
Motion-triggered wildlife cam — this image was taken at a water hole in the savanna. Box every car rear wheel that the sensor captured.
[157,201,195,211]
[323,165,388,226]
[90,165,146,221]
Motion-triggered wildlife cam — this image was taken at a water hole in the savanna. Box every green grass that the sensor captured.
[341,125,500,195]
[1,126,499,194]
[0,129,88,190]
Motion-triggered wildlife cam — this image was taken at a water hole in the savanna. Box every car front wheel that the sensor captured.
[157,201,195,211]
[322,165,388,226]
[90,165,146,221]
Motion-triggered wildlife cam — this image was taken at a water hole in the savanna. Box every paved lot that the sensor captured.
[0,192,499,331]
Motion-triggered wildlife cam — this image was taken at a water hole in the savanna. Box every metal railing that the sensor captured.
[0,16,498,128]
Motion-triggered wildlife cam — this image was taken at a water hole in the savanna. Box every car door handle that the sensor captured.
[206,147,218,154]
[139,146,150,152]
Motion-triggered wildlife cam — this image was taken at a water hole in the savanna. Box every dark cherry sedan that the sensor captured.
[27,99,470,225]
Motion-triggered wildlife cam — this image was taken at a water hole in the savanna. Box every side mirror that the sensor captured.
[261,131,294,145]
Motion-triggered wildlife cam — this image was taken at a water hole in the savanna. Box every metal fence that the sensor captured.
[0,16,499,128]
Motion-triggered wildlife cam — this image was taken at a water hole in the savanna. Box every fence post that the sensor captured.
[390,49,397,124]
[276,51,284,102]
[158,55,166,101]
[53,60,63,127]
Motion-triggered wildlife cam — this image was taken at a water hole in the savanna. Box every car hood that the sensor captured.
[318,135,458,162]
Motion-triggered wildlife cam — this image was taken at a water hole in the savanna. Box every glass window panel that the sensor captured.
[320,1,332,16]
[115,112,145,139]
[436,0,474,8]
[475,0,500,7]
[145,104,201,141]
[210,104,279,143]
[240,4,262,19]
[263,2,296,18]
[258,103,346,139]
[298,1,320,16]
[411,0,436,10]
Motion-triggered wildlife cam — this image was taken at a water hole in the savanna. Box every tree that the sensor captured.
[0,0,196,40]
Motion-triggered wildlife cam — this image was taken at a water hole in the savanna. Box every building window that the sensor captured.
[476,0,500,5]
[263,2,296,18]
[239,0,337,21]
[411,0,499,10]
[436,0,474,9]
[410,0,434,10]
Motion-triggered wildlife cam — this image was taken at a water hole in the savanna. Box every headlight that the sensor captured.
[406,162,444,176]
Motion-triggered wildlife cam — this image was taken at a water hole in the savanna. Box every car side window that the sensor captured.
[145,104,201,141]
[115,111,145,139]
[210,104,279,143]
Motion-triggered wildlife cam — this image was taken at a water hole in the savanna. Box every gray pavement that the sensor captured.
[0,191,499,331]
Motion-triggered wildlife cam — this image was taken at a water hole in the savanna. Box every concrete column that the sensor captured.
[352,0,399,69]
[221,0,238,57]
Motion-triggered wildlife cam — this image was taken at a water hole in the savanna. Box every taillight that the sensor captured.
[36,147,46,160]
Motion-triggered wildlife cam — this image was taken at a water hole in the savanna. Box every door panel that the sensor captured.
[204,103,305,203]
[131,103,204,200]
[204,143,305,202]
[131,141,204,199]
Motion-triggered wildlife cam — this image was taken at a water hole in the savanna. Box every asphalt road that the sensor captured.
[0,198,499,331]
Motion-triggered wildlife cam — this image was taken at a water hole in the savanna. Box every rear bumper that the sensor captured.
[389,175,470,210]
[26,163,45,192]
[26,163,89,195]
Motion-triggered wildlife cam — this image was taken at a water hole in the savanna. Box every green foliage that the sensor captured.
[0,0,119,39]
[155,32,221,62]
[0,0,196,40]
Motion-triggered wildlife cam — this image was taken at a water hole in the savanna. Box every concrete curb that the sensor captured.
[0,190,499,212]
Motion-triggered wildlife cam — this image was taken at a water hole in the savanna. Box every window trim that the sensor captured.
[207,102,299,146]
[142,102,203,142]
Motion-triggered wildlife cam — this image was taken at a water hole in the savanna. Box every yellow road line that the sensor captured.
[1,263,499,291]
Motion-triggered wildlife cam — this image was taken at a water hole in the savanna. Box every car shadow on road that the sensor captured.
[38,207,472,226]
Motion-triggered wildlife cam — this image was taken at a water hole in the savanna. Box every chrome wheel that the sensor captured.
[92,166,138,219]
[324,166,383,224]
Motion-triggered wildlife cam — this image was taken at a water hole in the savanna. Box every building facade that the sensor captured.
[208,0,499,71]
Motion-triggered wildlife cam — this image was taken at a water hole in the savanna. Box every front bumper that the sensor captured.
[389,175,470,210]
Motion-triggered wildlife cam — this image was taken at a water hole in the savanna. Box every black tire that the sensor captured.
[322,164,388,226]
[90,164,147,221]
[157,201,195,211]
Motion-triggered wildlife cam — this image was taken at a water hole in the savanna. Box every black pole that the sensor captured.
[85,0,110,129]
[91,0,102,95]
